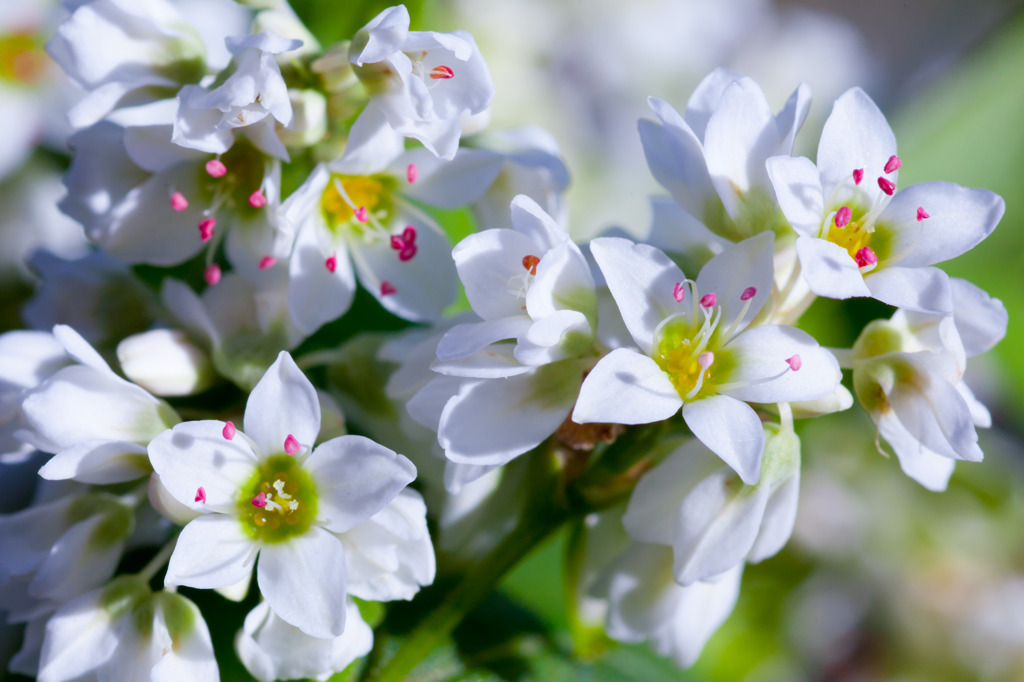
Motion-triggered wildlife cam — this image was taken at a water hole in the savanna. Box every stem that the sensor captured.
[138,535,178,583]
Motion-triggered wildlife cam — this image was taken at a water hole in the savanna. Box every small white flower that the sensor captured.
[36,577,217,682]
[573,234,839,484]
[767,88,1004,314]
[640,68,810,242]
[148,351,418,637]
[236,599,371,682]
[173,32,303,160]
[348,5,495,160]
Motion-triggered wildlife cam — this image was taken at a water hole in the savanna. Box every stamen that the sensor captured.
[407,163,419,184]
[195,486,206,503]
[380,281,397,296]
[672,282,685,303]
[284,434,300,456]
[249,189,267,208]
[198,217,215,242]
[684,351,714,400]
[834,206,852,228]
[700,293,717,308]
[399,245,417,262]
[252,491,267,507]
[855,246,877,268]
[205,159,227,178]
[916,206,929,222]
[430,65,454,80]
[354,206,369,222]
[258,256,277,270]
[204,264,222,286]
[325,254,337,272]
[786,354,802,371]
[884,155,901,174]
[852,168,864,185]
[877,177,896,196]
[740,286,756,301]
[222,421,236,440]
[522,254,540,276]
[170,192,188,212]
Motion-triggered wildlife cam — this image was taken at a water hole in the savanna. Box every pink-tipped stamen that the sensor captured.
[786,354,802,371]
[877,177,896,196]
[249,189,267,208]
[884,155,901,174]
[223,421,236,440]
[834,206,852,228]
[284,434,300,456]
[402,225,417,244]
[354,206,369,222]
[325,254,337,272]
[206,159,227,178]
[740,286,757,301]
[430,65,454,80]
[916,206,930,222]
[672,282,685,303]
[855,246,878,268]
[204,264,222,286]
[195,486,206,503]
[522,254,540,276]
[700,293,717,308]
[252,491,267,507]
[258,256,277,270]
[407,163,419,184]
[170,192,188,212]
[852,168,864,185]
[380,281,397,296]
[198,217,216,242]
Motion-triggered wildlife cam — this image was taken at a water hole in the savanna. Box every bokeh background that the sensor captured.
[2,0,1024,679]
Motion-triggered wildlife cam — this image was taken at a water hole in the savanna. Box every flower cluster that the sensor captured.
[0,2,1007,680]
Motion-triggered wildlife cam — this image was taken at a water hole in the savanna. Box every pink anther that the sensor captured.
[325,254,337,272]
[740,286,757,301]
[198,217,216,242]
[205,159,227,178]
[407,163,419,184]
[786,354,802,371]
[258,256,277,270]
[884,155,901,174]
[852,168,864,185]
[916,206,929,222]
[170,192,189,212]
[430,65,454,80]
[877,177,896,196]
[855,246,878,268]
[195,486,206,503]
[354,206,369,222]
[700,293,717,308]
[252,491,267,508]
[834,206,852,228]
[380,281,397,296]
[249,189,267,208]
[222,420,236,440]
[672,282,685,303]
[284,434,300,456]
[204,264,222,286]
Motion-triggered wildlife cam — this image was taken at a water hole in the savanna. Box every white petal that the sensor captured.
[164,515,257,589]
[795,235,871,299]
[572,349,681,425]
[508,193,567,252]
[747,469,800,563]
[864,265,952,314]
[150,595,219,682]
[721,325,841,403]
[817,88,896,205]
[525,241,597,323]
[37,590,118,682]
[589,238,685,354]
[884,182,1004,268]
[775,82,812,153]
[303,435,416,534]
[695,232,774,331]
[765,155,824,237]
[889,360,982,462]
[683,69,742,139]
[683,395,764,485]
[287,221,356,335]
[148,420,258,514]
[453,228,546,321]
[257,528,348,638]
[30,513,125,602]
[244,352,321,456]
[878,413,956,492]
[639,110,713,222]
[400,147,503,208]
[39,440,150,484]
[514,310,592,366]
[52,324,109,373]
[430,344,533,379]
[435,317,532,362]
[950,278,1007,356]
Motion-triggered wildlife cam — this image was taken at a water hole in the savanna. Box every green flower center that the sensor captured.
[238,455,318,543]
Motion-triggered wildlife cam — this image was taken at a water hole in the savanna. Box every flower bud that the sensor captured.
[117,329,214,397]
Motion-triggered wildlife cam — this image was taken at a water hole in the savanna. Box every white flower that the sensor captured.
[281,146,502,328]
[173,32,302,160]
[148,351,418,637]
[19,325,179,484]
[36,577,217,682]
[767,88,1004,314]
[236,598,371,682]
[46,0,209,128]
[640,68,810,242]
[573,234,839,484]
[348,4,495,160]
[0,330,69,463]
[622,429,800,585]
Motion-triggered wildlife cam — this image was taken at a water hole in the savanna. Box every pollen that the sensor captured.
[430,65,454,80]
[522,254,540,275]
[238,456,317,543]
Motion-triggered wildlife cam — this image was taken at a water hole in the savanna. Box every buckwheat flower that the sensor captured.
[622,428,800,586]
[148,351,417,637]
[767,88,1004,314]
[36,577,217,682]
[348,4,495,160]
[173,32,303,160]
[236,598,371,682]
[640,68,810,242]
[19,325,180,484]
[47,0,210,128]
[574,234,839,484]
[282,146,501,328]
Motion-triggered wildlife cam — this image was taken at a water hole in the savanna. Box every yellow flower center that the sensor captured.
[320,174,396,235]
[0,33,47,86]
